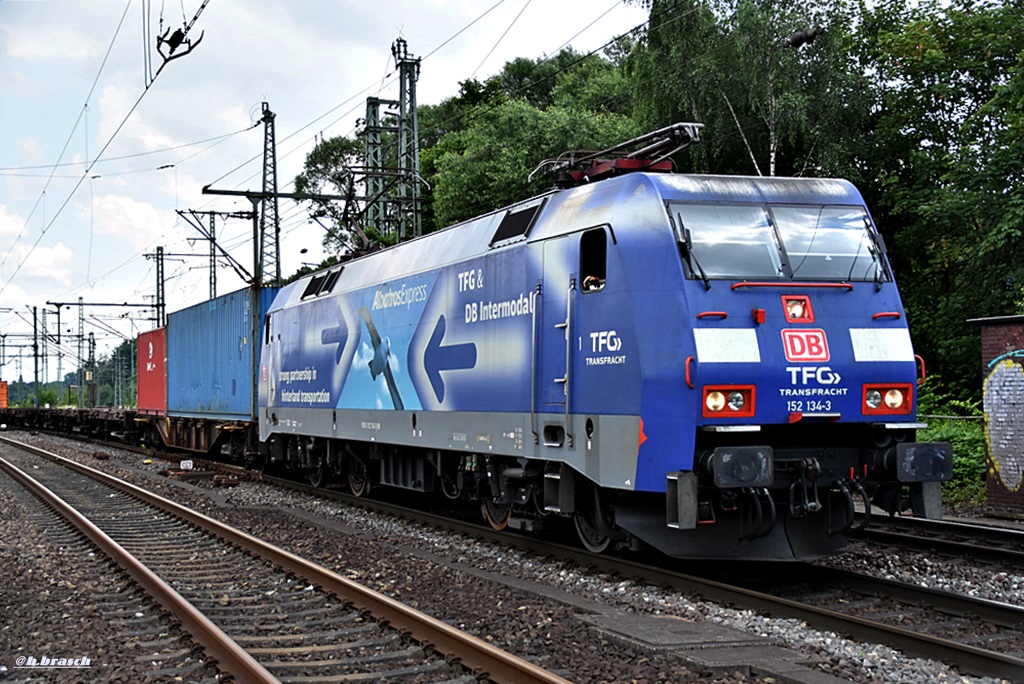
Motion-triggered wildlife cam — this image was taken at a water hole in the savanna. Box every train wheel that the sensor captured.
[248,452,267,474]
[307,461,327,488]
[481,498,511,531]
[575,484,613,553]
[348,460,369,497]
[574,511,611,554]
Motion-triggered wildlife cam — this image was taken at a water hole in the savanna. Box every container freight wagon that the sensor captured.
[160,285,278,458]
[136,327,167,415]
[257,165,952,560]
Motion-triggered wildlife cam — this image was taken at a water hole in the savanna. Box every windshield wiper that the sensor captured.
[675,216,711,291]
[854,216,887,291]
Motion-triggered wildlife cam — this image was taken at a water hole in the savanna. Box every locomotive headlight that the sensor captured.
[727,391,745,411]
[865,389,882,410]
[706,391,726,412]
[862,383,913,415]
[702,385,756,418]
[884,388,904,409]
[782,295,814,323]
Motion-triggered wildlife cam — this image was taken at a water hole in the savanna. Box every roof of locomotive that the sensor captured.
[275,172,867,308]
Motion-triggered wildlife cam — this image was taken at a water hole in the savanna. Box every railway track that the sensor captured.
[13,432,1024,680]
[852,513,1024,568]
[0,437,570,684]
[246,472,1024,680]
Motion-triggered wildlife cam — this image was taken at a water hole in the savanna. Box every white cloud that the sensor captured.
[83,193,174,251]
[0,204,25,236]
[3,241,74,288]
[4,23,100,61]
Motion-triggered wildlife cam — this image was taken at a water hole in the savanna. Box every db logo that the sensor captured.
[782,329,830,362]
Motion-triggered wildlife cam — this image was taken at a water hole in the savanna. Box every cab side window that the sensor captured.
[580,227,607,292]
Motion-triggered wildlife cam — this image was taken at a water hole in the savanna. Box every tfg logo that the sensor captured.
[782,329,830,362]
[590,330,622,353]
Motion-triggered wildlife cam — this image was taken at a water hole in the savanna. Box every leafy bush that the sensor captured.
[916,376,987,508]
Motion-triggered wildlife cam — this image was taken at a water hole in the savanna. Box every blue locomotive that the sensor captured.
[256,125,953,560]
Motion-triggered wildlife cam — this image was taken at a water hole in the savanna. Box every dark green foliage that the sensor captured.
[628,0,868,177]
[419,47,639,230]
[293,135,384,254]
[425,100,638,229]
[916,376,987,506]
[925,417,988,508]
[855,0,1024,398]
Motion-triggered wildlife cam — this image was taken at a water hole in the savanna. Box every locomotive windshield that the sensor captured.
[671,202,888,282]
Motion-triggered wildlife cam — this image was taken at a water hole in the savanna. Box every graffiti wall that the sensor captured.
[976,315,1024,515]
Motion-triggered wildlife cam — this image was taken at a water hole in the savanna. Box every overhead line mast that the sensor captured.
[259,103,282,286]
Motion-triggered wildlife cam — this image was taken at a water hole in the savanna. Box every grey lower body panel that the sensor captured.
[261,406,642,490]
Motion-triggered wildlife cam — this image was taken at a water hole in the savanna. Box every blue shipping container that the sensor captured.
[167,286,279,419]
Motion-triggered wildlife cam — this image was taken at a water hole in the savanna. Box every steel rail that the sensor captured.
[857,513,1024,544]
[0,453,277,684]
[859,528,1024,568]
[0,436,571,684]
[854,515,1024,568]
[803,565,1024,628]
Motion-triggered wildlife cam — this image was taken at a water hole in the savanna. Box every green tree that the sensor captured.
[294,135,381,255]
[855,0,1024,397]
[628,0,868,178]
[418,45,641,230]
[425,99,638,229]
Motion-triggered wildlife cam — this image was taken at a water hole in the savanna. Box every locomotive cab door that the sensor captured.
[263,312,277,419]
[538,229,607,447]
[540,236,575,407]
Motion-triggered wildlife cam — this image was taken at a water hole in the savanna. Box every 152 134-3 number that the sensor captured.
[786,400,832,413]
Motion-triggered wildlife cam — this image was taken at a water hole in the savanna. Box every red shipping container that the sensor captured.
[0,380,7,409]
[137,327,167,414]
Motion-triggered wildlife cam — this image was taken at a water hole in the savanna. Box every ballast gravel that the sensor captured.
[1,433,1015,684]
[0,469,209,683]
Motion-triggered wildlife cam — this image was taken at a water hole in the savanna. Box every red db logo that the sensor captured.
[782,329,830,362]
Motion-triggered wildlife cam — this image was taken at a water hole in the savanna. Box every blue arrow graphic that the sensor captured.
[424,315,477,403]
[320,311,349,363]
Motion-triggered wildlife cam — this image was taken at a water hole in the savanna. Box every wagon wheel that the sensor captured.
[307,460,327,488]
[348,459,369,497]
[481,497,512,531]
[574,510,612,554]
[574,485,612,554]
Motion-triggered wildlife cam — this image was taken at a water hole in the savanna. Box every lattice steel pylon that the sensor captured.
[77,297,84,407]
[356,39,422,244]
[363,96,396,238]
[40,308,47,381]
[392,38,421,240]
[155,246,165,327]
[259,102,281,286]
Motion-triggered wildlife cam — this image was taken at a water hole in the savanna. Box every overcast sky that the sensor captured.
[0,0,648,381]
